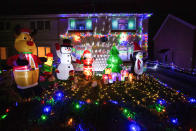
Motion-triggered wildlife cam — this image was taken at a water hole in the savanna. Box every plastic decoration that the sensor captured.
[76,50,94,80]
[42,53,53,75]
[7,28,41,89]
[56,40,75,80]
[106,44,122,73]
[134,52,143,75]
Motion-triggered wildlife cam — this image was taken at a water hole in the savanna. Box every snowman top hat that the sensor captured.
[133,42,142,52]
[61,39,73,47]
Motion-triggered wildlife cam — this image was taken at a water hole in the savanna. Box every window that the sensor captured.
[30,21,50,31]
[0,47,7,60]
[30,21,36,30]
[6,22,10,30]
[37,21,44,30]
[45,21,50,30]
[69,19,92,30]
[37,47,51,57]
[0,22,11,31]
[112,18,136,30]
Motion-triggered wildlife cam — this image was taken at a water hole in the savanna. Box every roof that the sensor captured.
[0,13,152,19]
[153,14,196,40]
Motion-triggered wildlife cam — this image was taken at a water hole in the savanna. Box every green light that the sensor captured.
[41,114,47,120]
[123,109,128,113]
[95,101,99,105]
[112,19,118,30]
[75,103,81,109]
[46,98,55,105]
[86,19,92,30]
[0,114,7,120]
[155,104,165,112]
[70,19,75,30]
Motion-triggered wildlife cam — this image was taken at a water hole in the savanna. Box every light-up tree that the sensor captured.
[106,44,122,73]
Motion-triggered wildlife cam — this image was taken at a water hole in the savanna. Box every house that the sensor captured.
[153,14,196,71]
[0,13,152,71]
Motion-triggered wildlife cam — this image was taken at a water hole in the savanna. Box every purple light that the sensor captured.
[43,106,51,113]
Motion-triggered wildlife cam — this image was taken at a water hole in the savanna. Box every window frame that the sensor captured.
[68,18,93,31]
[111,18,136,31]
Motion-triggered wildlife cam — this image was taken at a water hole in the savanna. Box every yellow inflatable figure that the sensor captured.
[7,29,41,89]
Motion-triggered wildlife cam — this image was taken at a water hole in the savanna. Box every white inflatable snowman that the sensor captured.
[133,42,144,75]
[55,39,75,80]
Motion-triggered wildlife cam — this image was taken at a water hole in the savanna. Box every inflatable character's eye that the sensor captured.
[24,37,27,40]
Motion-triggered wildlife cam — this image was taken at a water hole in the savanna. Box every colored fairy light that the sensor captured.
[76,124,85,131]
[171,118,178,125]
[55,91,64,101]
[189,98,196,103]
[0,114,7,120]
[155,104,165,112]
[95,101,99,105]
[15,102,18,107]
[129,122,141,131]
[109,100,118,104]
[75,103,81,109]
[6,109,10,113]
[123,108,136,119]
[157,99,166,105]
[43,106,52,113]
[41,114,47,121]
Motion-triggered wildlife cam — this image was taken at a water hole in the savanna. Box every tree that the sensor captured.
[106,45,122,73]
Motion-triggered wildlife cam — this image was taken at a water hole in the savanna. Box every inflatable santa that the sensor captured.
[76,50,94,80]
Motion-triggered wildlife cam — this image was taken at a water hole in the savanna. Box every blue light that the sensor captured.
[76,124,85,131]
[171,118,178,125]
[157,99,166,105]
[43,105,52,113]
[189,98,196,103]
[129,122,141,131]
[15,102,18,107]
[109,100,118,105]
[55,91,64,101]
[79,101,86,105]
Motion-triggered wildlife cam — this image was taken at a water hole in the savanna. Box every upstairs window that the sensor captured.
[30,21,50,31]
[112,18,136,30]
[69,19,92,30]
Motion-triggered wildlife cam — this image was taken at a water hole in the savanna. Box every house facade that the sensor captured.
[153,14,196,71]
[0,13,152,71]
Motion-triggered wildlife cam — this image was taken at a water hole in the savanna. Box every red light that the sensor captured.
[6,108,10,113]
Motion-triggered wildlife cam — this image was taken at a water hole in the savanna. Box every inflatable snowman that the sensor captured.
[55,39,75,80]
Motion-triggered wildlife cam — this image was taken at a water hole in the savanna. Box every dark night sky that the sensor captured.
[0,0,195,59]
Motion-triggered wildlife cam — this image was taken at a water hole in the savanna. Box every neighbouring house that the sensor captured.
[153,14,196,71]
[0,13,152,71]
